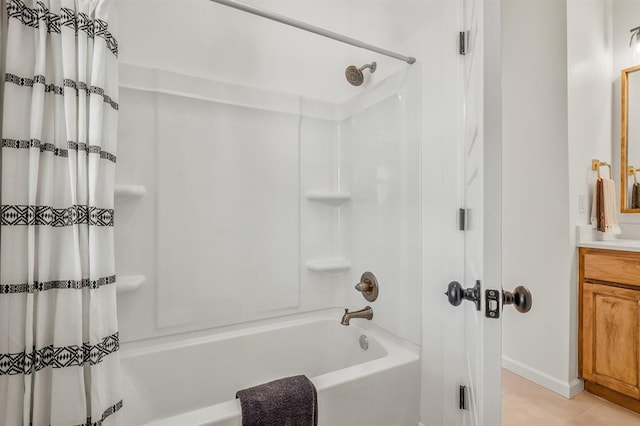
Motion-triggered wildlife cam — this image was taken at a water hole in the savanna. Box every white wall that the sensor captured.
[613,1,640,75]
[568,0,614,232]
[118,0,406,104]
[567,0,614,395]
[501,0,577,397]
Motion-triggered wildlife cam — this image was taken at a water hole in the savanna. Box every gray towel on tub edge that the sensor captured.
[236,375,318,426]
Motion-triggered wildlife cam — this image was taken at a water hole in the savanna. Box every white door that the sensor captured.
[447,0,532,424]
[458,0,502,424]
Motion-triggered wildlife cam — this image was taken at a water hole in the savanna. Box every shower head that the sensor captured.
[345,62,377,86]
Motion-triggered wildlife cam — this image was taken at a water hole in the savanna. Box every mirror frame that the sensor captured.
[621,64,640,213]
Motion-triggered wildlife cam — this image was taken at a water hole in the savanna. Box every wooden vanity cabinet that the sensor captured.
[579,248,640,412]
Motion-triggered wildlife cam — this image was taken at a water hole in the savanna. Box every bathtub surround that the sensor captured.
[114,59,421,344]
[235,375,318,426]
[0,0,122,424]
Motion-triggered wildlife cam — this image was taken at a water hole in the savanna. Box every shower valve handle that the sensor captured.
[355,272,379,302]
[355,281,372,292]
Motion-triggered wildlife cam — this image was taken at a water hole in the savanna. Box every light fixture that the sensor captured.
[630,26,640,56]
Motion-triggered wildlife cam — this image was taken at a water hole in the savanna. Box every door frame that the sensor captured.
[478,0,503,424]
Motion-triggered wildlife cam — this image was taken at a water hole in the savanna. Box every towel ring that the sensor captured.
[592,159,612,179]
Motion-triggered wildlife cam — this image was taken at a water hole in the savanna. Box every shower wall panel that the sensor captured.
[115,65,420,343]
[155,94,300,328]
[113,88,159,340]
[340,67,421,345]
[299,116,348,301]
[115,65,345,342]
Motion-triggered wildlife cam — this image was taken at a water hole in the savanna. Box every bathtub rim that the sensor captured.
[119,307,418,359]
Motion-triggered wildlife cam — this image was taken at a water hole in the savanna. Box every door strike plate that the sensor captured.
[485,289,500,319]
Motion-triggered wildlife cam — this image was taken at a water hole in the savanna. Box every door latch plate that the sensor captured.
[485,289,500,319]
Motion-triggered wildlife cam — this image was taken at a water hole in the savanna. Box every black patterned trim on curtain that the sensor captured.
[2,137,117,163]
[0,275,117,294]
[0,332,120,375]
[7,0,118,57]
[1,205,115,226]
[74,400,124,426]
[4,73,119,111]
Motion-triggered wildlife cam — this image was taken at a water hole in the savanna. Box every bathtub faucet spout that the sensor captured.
[340,306,373,326]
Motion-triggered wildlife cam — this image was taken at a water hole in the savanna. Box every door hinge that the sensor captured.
[459,31,469,55]
[459,385,467,410]
[458,208,467,231]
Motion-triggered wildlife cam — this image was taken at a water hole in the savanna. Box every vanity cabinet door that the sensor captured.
[582,281,640,399]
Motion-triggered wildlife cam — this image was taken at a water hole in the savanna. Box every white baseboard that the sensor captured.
[502,356,584,398]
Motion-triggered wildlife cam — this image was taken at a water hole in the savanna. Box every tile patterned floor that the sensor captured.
[502,369,640,425]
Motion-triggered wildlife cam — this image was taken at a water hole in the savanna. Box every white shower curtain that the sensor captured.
[0,0,121,425]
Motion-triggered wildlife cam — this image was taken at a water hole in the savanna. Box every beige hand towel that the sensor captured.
[591,177,621,234]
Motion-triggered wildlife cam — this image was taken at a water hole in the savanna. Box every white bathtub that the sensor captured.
[120,310,421,425]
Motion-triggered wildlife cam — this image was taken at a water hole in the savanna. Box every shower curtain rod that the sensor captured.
[208,0,417,65]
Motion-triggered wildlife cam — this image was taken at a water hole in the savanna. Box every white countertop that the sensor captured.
[577,239,640,252]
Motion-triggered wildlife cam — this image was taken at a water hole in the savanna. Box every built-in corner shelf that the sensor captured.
[306,258,351,273]
[117,274,146,294]
[305,191,351,207]
[115,184,147,198]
